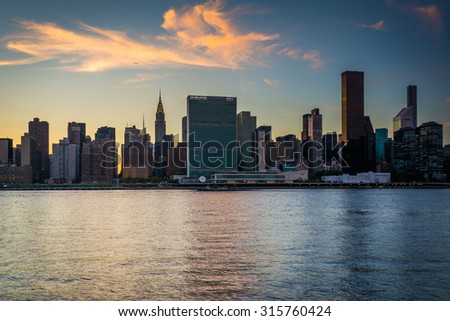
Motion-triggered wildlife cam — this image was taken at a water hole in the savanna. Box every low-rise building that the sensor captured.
[321,171,391,184]
[210,169,308,184]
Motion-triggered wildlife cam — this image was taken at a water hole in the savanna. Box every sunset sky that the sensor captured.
[1,0,449,147]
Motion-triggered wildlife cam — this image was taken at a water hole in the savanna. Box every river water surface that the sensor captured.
[1,189,449,300]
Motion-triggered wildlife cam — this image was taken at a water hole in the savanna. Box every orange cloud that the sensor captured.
[386,0,443,39]
[358,20,387,31]
[0,1,322,72]
[159,1,279,69]
[2,19,223,72]
[412,5,443,36]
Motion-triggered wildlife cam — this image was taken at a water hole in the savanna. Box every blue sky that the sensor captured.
[1,0,449,146]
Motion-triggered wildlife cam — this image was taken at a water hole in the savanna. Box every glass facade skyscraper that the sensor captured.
[393,85,417,131]
[375,128,388,165]
[302,108,322,142]
[417,122,443,179]
[187,95,237,179]
[341,71,364,142]
[237,111,257,171]
[341,71,375,173]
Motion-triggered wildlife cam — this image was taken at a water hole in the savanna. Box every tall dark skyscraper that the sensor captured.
[0,138,13,165]
[187,95,237,179]
[181,116,187,143]
[341,71,365,142]
[322,132,338,167]
[28,117,49,182]
[237,111,257,171]
[341,71,374,173]
[407,85,417,129]
[155,90,166,143]
[68,122,86,182]
[363,116,376,171]
[375,128,389,167]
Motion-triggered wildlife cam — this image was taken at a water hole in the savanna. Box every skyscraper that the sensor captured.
[322,132,338,167]
[341,71,365,141]
[302,108,322,142]
[341,71,372,173]
[256,125,274,169]
[81,127,117,183]
[237,111,257,171]
[28,117,49,182]
[407,85,417,129]
[393,121,445,181]
[187,95,237,179]
[0,138,13,165]
[302,108,323,168]
[21,133,37,181]
[417,121,444,180]
[50,138,79,182]
[393,127,418,174]
[155,90,166,143]
[122,125,152,179]
[375,128,388,167]
[363,116,376,171]
[95,126,115,142]
[181,116,187,143]
[68,122,86,146]
[276,134,300,167]
[393,85,417,131]
[68,122,86,182]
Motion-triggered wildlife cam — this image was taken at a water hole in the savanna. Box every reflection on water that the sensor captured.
[0,189,450,300]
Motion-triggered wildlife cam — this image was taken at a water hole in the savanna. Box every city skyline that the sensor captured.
[1,0,450,147]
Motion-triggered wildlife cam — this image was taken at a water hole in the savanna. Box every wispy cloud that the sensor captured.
[277,47,302,59]
[263,78,279,88]
[159,1,279,69]
[302,50,324,69]
[446,97,450,103]
[278,47,324,69]
[2,19,212,72]
[0,1,324,72]
[386,0,443,40]
[0,1,279,72]
[412,5,443,36]
[358,20,387,31]
[124,73,166,85]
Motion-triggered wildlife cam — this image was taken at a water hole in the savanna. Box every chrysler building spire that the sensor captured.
[155,88,166,143]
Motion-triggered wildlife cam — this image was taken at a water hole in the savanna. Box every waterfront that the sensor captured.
[1,189,450,300]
